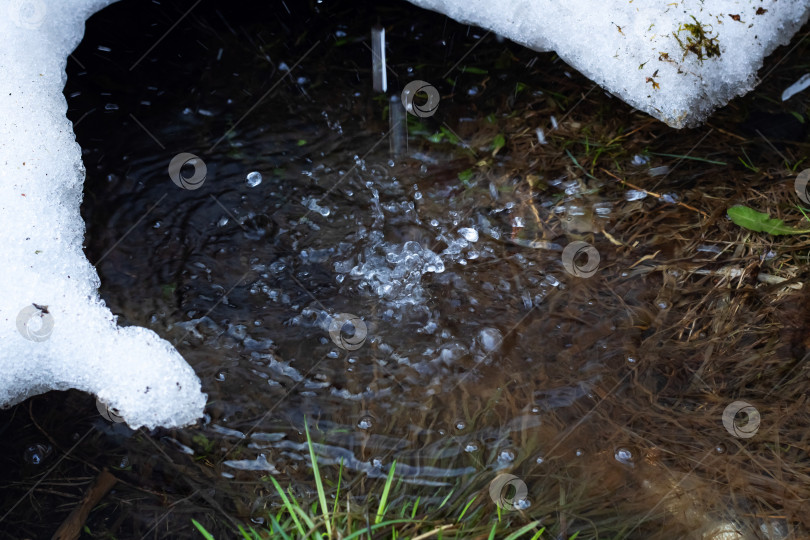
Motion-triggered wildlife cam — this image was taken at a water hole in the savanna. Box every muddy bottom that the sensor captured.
[1,0,810,538]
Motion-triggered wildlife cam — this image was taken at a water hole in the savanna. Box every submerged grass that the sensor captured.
[192,421,551,539]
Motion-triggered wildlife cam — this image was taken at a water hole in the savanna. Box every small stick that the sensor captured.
[601,168,710,217]
[52,468,118,540]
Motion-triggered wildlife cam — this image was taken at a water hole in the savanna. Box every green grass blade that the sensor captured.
[341,519,418,540]
[375,461,397,524]
[267,514,292,540]
[411,496,420,519]
[564,149,597,180]
[190,519,215,540]
[236,524,252,540]
[648,151,726,165]
[288,503,316,532]
[456,495,477,522]
[269,476,306,537]
[305,418,332,538]
[331,456,344,533]
[488,522,498,540]
[529,528,546,540]
[438,489,455,509]
[503,521,543,540]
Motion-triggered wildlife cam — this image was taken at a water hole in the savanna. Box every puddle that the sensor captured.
[1,0,810,538]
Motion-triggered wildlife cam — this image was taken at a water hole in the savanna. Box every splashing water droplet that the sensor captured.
[514,498,532,510]
[477,328,503,353]
[625,189,648,201]
[498,449,516,462]
[357,416,374,430]
[631,154,650,165]
[246,171,263,187]
[458,227,479,242]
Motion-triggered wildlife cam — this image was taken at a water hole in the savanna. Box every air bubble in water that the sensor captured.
[614,447,634,466]
[24,443,51,465]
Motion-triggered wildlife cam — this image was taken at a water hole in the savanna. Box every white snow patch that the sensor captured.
[406,0,810,127]
[0,0,205,429]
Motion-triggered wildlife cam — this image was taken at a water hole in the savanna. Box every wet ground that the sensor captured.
[2,0,810,538]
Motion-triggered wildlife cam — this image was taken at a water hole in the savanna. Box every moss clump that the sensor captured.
[673,15,721,62]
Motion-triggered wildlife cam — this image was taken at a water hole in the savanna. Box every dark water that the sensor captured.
[2,0,810,538]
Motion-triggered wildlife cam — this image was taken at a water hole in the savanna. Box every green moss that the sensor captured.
[673,15,721,62]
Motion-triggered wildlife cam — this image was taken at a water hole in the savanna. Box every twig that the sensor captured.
[601,168,710,217]
[52,468,118,540]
